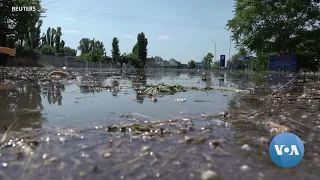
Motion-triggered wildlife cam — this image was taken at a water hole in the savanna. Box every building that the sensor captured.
[103,56,112,62]
[168,58,178,67]
[162,60,169,67]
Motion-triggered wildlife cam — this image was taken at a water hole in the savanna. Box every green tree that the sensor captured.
[40,45,55,55]
[111,37,120,63]
[202,53,214,69]
[78,38,92,54]
[136,32,148,68]
[46,27,51,46]
[61,40,65,50]
[227,0,320,71]
[92,40,105,61]
[63,46,76,56]
[25,19,43,49]
[0,0,43,46]
[50,28,56,47]
[188,60,196,69]
[212,61,220,70]
[77,39,105,61]
[55,27,62,53]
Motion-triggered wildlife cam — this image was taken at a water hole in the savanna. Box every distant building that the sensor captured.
[155,56,163,67]
[168,58,178,67]
[103,56,112,63]
[162,60,169,67]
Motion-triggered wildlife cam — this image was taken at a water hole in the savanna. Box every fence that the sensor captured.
[36,54,135,69]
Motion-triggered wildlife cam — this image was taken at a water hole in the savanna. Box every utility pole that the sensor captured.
[91,38,95,62]
[209,39,217,62]
[228,31,231,65]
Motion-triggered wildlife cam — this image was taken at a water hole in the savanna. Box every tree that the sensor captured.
[50,28,56,47]
[78,38,92,54]
[227,0,320,71]
[46,27,51,46]
[188,60,196,69]
[55,27,62,53]
[136,32,148,68]
[202,53,214,69]
[25,19,43,49]
[63,46,76,56]
[0,0,43,46]
[176,61,182,67]
[40,45,55,55]
[111,37,120,63]
[212,61,220,70]
[61,40,65,50]
[77,38,105,61]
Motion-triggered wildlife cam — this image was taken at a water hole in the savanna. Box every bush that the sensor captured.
[40,45,55,55]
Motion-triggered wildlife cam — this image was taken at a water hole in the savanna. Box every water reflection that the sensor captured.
[42,83,64,105]
[0,84,44,131]
[132,69,147,104]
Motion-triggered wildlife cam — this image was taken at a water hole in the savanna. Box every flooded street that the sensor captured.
[0,68,320,180]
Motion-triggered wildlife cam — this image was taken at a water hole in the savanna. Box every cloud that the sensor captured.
[124,34,135,39]
[157,35,171,40]
[64,29,79,34]
[66,18,76,22]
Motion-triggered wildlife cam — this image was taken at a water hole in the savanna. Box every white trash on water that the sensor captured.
[175,98,187,103]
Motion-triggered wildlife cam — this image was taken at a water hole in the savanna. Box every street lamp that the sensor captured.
[209,39,216,61]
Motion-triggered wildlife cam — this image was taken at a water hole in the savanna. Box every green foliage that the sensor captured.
[202,53,214,69]
[212,61,220,70]
[78,38,92,54]
[77,52,91,61]
[127,53,142,68]
[25,19,43,49]
[227,0,320,71]
[187,60,196,69]
[55,27,62,53]
[63,46,77,56]
[111,37,120,63]
[40,45,55,55]
[77,38,105,61]
[136,32,148,67]
[0,0,43,46]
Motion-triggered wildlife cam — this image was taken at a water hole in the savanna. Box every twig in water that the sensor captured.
[1,119,18,144]
[270,77,296,96]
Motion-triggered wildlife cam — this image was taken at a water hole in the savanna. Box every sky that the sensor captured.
[40,0,236,63]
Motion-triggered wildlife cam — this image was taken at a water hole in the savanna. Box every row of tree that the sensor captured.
[74,32,148,68]
[39,27,77,56]
[110,32,148,68]
[1,0,78,59]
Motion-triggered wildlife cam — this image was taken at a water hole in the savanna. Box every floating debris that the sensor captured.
[201,170,221,180]
[175,98,187,103]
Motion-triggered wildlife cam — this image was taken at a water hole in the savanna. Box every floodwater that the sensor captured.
[0,67,320,180]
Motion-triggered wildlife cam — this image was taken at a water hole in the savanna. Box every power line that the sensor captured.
[45,7,226,29]
[43,0,61,6]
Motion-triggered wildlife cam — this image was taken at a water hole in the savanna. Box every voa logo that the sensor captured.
[274,145,299,156]
[269,132,304,168]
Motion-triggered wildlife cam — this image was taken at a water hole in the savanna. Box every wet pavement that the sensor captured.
[0,67,320,180]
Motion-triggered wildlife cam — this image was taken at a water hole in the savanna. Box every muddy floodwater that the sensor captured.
[0,67,320,180]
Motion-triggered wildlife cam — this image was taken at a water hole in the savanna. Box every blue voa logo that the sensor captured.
[269,132,304,168]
